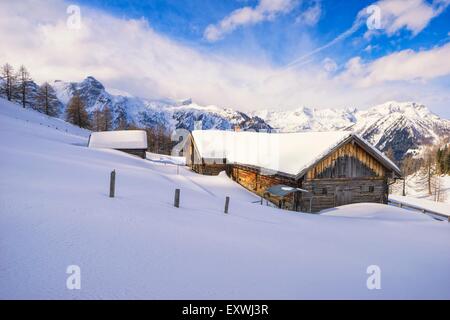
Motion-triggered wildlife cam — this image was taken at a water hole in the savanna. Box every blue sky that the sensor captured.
[76,0,450,67]
[1,0,449,116]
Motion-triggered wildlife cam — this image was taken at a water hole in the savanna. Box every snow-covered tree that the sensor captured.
[66,94,90,129]
[36,82,60,116]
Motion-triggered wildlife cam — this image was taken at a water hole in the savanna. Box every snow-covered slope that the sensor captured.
[391,170,450,204]
[252,101,450,160]
[1,97,450,299]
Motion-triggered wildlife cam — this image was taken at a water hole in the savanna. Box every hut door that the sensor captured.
[335,186,353,206]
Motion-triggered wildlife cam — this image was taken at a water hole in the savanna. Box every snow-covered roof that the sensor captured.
[191,130,401,177]
[88,130,147,149]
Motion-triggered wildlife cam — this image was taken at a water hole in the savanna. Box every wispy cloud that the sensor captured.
[338,42,450,87]
[203,0,298,42]
[296,0,321,26]
[285,0,450,69]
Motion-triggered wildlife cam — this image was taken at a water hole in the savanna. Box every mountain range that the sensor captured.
[3,76,450,161]
[51,77,271,133]
[251,102,450,160]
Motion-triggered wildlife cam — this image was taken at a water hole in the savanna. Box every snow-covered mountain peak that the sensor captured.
[81,76,104,88]
[362,101,435,119]
[251,101,449,160]
[48,77,273,132]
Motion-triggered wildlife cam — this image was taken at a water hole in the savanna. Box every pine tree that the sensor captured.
[92,109,103,132]
[102,106,113,131]
[92,106,113,131]
[36,82,60,116]
[66,94,90,128]
[0,63,17,101]
[423,146,437,196]
[445,152,450,174]
[443,146,449,174]
[16,65,32,108]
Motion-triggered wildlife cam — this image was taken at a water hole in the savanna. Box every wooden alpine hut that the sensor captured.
[185,130,401,212]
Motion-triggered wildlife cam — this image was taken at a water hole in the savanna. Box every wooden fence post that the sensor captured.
[174,189,180,208]
[224,196,230,214]
[109,170,116,198]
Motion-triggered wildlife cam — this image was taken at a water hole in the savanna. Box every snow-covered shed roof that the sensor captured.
[88,130,148,149]
[191,130,401,178]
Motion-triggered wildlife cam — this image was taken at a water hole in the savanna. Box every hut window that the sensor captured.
[369,186,375,193]
[322,188,328,195]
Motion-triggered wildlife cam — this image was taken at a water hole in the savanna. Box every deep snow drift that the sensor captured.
[0,98,449,299]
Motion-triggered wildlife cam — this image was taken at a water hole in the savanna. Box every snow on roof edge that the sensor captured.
[353,134,401,175]
[88,130,148,149]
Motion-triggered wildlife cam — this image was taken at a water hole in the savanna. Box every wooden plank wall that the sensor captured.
[301,178,387,212]
[306,142,386,180]
[230,165,299,208]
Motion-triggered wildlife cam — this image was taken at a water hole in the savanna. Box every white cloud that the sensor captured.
[338,43,450,87]
[0,0,449,117]
[204,0,297,42]
[366,0,450,37]
[364,44,378,53]
[296,0,321,26]
[322,57,337,73]
[286,0,449,69]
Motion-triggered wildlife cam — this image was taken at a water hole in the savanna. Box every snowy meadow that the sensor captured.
[0,98,449,299]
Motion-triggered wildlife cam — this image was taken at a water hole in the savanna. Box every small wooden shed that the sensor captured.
[185,130,401,212]
[88,130,148,159]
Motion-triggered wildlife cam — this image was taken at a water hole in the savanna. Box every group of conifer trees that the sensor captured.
[436,145,450,175]
[0,62,108,129]
[1,62,176,154]
[1,63,60,116]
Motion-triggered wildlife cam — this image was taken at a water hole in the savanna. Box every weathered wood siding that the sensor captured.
[230,165,299,208]
[300,140,390,212]
[192,161,227,175]
[306,142,387,180]
[300,178,387,212]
